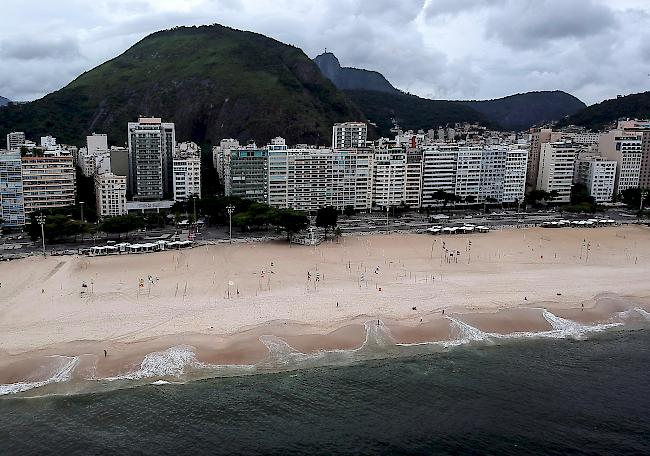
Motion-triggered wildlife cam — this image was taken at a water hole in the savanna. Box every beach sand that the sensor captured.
[1,225,649,378]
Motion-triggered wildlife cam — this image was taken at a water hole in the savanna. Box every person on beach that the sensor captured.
[104,349,107,357]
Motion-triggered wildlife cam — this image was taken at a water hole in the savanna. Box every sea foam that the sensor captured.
[0,355,79,396]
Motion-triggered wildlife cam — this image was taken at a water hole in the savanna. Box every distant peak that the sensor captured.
[314,52,341,68]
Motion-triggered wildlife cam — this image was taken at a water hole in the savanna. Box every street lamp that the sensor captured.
[79,201,85,222]
[36,214,46,257]
[226,205,235,244]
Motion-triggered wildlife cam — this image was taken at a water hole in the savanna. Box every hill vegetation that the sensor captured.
[0,25,365,146]
[461,91,586,131]
[562,91,650,130]
[344,89,491,136]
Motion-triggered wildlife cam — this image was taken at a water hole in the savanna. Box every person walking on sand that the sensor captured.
[104,349,107,357]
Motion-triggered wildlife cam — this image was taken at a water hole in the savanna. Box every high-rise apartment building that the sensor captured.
[95,173,127,217]
[454,147,482,201]
[6,132,25,152]
[127,117,176,201]
[616,120,650,189]
[21,155,76,213]
[372,149,407,208]
[0,150,25,227]
[212,139,240,180]
[537,141,577,203]
[224,148,268,202]
[502,145,528,204]
[172,142,202,202]
[421,146,458,206]
[267,148,372,212]
[405,149,423,208]
[599,130,642,194]
[332,122,367,149]
[574,157,617,203]
[527,128,562,190]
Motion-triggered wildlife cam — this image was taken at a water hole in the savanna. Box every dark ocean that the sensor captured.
[1,328,649,455]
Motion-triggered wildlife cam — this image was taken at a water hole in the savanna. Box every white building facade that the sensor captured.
[332,122,368,149]
[574,157,617,203]
[537,141,577,203]
[95,173,127,217]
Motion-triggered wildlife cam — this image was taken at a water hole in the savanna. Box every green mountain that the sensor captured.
[313,52,399,94]
[316,52,585,132]
[461,91,586,131]
[345,89,491,135]
[562,91,650,130]
[0,25,365,146]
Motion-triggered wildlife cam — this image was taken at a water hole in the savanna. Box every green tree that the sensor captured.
[100,215,145,239]
[620,187,648,209]
[525,190,551,207]
[316,206,338,239]
[272,208,309,240]
[343,205,356,217]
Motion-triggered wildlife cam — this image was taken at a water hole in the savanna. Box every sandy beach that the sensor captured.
[1,225,649,382]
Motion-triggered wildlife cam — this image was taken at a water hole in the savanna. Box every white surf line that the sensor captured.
[0,355,80,396]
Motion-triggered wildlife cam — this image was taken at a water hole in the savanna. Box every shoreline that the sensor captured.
[1,226,650,389]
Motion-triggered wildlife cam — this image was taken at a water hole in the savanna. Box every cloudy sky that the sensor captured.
[1,0,648,104]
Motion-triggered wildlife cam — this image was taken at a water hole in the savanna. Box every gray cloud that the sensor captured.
[0,0,647,105]
[0,36,82,60]
[486,0,616,50]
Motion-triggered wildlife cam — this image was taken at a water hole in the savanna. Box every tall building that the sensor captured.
[332,122,367,149]
[574,157,617,203]
[224,148,268,202]
[537,141,577,203]
[372,149,407,208]
[95,173,127,217]
[0,150,25,227]
[527,128,562,190]
[502,145,528,204]
[173,142,202,201]
[21,155,76,214]
[616,120,650,189]
[454,147,482,201]
[267,148,373,212]
[127,117,176,201]
[405,149,423,208]
[599,130,642,194]
[6,132,25,152]
[212,139,240,180]
[421,146,458,206]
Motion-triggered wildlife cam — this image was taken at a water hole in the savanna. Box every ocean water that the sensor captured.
[1,327,649,455]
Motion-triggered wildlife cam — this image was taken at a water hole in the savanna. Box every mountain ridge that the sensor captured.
[562,91,650,130]
[313,52,399,94]
[0,24,365,146]
[0,96,10,107]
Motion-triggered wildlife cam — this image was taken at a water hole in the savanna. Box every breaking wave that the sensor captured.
[0,356,79,396]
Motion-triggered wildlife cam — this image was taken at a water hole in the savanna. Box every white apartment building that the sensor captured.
[616,120,650,189]
[40,135,57,150]
[6,132,25,151]
[212,138,240,180]
[21,155,76,214]
[77,146,111,177]
[0,150,25,227]
[574,157,617,203]
[454,147,482,201]
[502,145,528,204]
[405,149,423,208]
[599,131,642,194]
[267,148,373,212]
[537,141,577,203]
[95,173,127,217]
[421,146,458,206]
[332,122,367,149]
[527,128,563,189]
[173,157,201,201]
[373,149,407,208]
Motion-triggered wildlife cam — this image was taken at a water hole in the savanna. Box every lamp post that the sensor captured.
[36,214,46,257]
[79,201,85,222]
[226,205,235,244]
